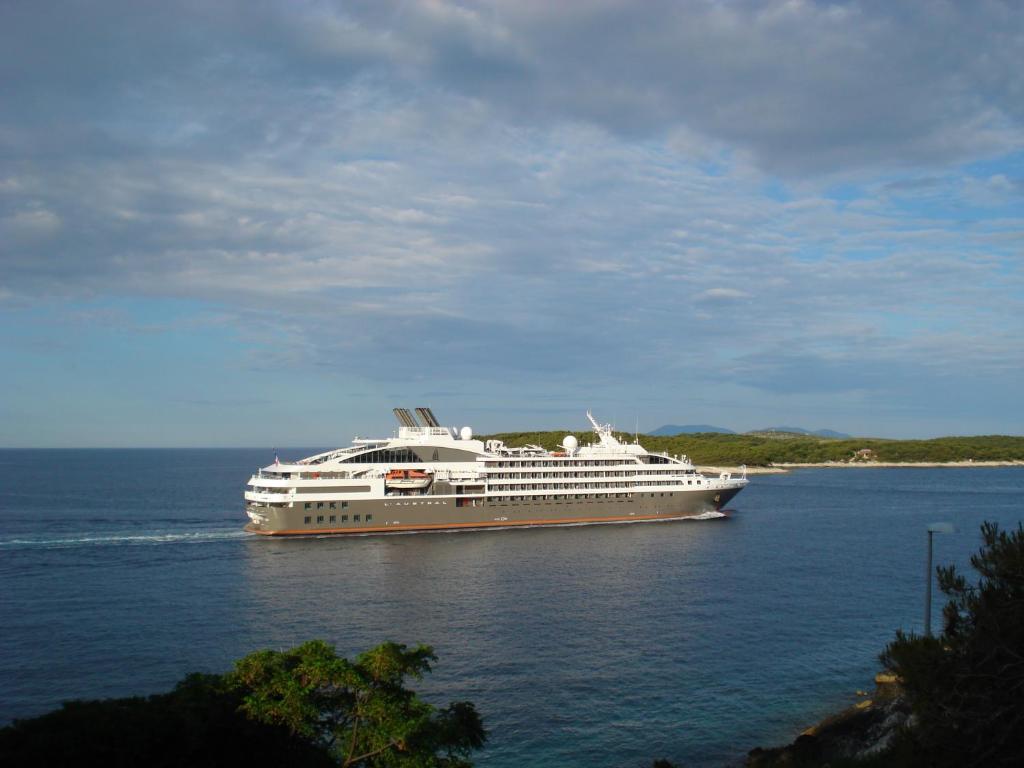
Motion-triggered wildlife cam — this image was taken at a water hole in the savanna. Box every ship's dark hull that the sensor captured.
[245,484,745,536]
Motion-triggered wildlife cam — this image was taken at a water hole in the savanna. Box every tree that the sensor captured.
[0,673,334,767]
[881,522,1024,767]
[231,640,486,767]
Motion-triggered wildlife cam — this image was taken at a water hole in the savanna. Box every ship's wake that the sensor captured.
[688,510,729,520]
[0,529,249,551]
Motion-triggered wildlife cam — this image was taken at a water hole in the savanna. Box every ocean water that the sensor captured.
[1,450,1021,767]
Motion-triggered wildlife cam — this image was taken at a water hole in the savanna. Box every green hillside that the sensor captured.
[481,430,1024,466]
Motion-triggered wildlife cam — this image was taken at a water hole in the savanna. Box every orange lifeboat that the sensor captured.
[385,469,432,490]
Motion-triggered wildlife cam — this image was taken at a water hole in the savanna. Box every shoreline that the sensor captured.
[698,460,1024,475]
[746,673,908,767]
[697,465,788,475]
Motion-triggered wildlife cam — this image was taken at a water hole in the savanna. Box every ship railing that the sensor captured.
[398,426,453,438]
[355,470,387,479]
[256,469,294,479]
[255,470,354,481]
[494,446,549,457]
[255,472,297,482]
[247,491,296,501]
[432,469,486,481]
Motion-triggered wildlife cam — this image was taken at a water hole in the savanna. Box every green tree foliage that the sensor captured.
[0,642,485,768]
[482,431,1024,466]
[231,640,486,768]
[880,522,1024,767]
[0,673,334,767]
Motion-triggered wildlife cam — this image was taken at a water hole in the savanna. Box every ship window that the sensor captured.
[340,446,478,464]
[342,515,349,522]
[304,516,311,524]
[304,502,311,509]
[330,515,336,522]
[354,514,361,522]
[317,502,324,509]
[342,502,349,509]
[330,502,336,509]
[366,514,373,522]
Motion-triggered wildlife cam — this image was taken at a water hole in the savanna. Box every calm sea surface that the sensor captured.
[1,449,1021,767]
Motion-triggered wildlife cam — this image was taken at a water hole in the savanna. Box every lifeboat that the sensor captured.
[385,469,432,490]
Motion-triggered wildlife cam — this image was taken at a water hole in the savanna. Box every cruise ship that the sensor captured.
[244,408,749,536]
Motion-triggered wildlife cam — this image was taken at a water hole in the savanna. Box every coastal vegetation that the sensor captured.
[483,430,1024,466]
[748,521,1024,767]
[234,640,485,767]
[0,673,332,767]
[0,641,485,768]
[879,521,1024,767]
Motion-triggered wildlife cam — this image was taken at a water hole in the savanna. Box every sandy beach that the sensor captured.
[696,465,789,475]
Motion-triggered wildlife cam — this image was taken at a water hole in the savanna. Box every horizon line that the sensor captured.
[2,432,1023,450]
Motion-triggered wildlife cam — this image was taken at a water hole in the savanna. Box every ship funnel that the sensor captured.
[415,407,441,427]
[393,408,418,428]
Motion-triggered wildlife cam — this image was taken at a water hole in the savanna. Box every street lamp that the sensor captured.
[925,522,955,637]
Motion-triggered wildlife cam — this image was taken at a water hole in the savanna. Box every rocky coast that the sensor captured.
[746,674,910,767]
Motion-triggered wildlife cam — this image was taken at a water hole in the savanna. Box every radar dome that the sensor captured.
[562,435,578,452]
[460,426,473,440]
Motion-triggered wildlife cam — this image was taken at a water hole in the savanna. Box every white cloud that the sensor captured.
[1,209,61,240]
[699,288,750,301]
[1,1,1022,438]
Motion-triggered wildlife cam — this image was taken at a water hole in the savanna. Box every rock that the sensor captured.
[745,676,910,767]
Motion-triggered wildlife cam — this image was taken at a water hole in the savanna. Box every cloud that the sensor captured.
[4,2,1023,175]
[1,1,1022,440]
[698,288,750,302]
[282,0,1024,175]
[0,209,61,241]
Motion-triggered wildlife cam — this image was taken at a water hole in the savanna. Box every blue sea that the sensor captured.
[1,450,1021,767]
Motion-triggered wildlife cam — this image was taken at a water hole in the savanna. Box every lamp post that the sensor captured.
[925,522,955,637]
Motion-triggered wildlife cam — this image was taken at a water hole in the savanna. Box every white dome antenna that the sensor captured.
[562,435,578,455]
[460,426,473,440]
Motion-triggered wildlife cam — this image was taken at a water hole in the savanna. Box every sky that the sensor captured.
[1,0,1022,447]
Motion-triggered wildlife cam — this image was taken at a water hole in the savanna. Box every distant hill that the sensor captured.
[752,426,852,439]
[649,424,851,438]
[648,424,736,436]
[811,428,853,439]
